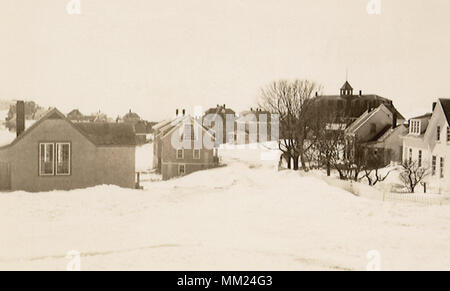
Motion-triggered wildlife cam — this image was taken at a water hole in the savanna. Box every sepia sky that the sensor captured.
[0,0,449,121]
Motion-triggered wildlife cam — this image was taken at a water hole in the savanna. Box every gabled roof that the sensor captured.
[161,115,215,141]
[204,105,236,116]
[152,119,173,131]
[155,117,185,137]
[0,108,136,149]
[366,124,407,145]
[341,81,353,90]
[410,112,432,120]
[369,125,392,142]
[439,98,450,126]
[345,104,392,135]
[238,109,272,121]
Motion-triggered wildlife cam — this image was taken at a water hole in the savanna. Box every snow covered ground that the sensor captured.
[1,142,450,270]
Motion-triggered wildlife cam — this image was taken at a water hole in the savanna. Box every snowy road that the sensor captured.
[1,145,450,270]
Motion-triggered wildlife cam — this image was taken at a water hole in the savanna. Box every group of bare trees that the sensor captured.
[259,79,361,176]
[258,79,394,185]
[259,80,320,171]
[259,79,431,193]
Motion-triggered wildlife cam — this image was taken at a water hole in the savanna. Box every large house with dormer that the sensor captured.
[402,99,450,192]
[314,81,404,124]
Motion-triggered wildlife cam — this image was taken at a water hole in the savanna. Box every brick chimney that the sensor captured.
[182,109,186,116]
[16,100,25,137]
[176,109,179,116]
[432,102,437,112]
[392,112,397,129]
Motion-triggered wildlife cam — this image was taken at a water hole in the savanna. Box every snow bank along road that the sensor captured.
[1,146,450,270]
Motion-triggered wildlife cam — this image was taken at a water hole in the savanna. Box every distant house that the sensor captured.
[0,104,136,192]
[122,110,141,124]
[313,81,404,124]
[345,103,406,163]
[153,113,218,180]
[203,104,236,144]
[67,109,101,123]
[67,109,85,122]
[152,119,174,172]
[92,110,111,123]
[134,121,150,145]
[402,99,450,192]
[121,110,153,145]
[236,108,274,144]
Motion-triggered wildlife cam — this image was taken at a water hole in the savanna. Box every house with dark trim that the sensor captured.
[0,103,136,192]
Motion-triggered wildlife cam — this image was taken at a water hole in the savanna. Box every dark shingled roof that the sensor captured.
[204,105,236,116]
[410,113,432,120]
[134,122,147,134]
[314,94,405,120]
[368,125,392,143]
[74,123,136,146]
[440,99,450,126]
[123,111,140,120]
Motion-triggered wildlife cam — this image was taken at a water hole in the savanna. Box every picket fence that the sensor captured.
[312,173,449,206]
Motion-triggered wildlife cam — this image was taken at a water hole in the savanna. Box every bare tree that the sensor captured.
[360,149,395,186]
[332,140,367,181]
[399,160,429,193]
[308,105,347,176]
[259,79,321,170]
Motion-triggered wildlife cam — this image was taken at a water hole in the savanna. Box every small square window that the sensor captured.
[176,149,184,159]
